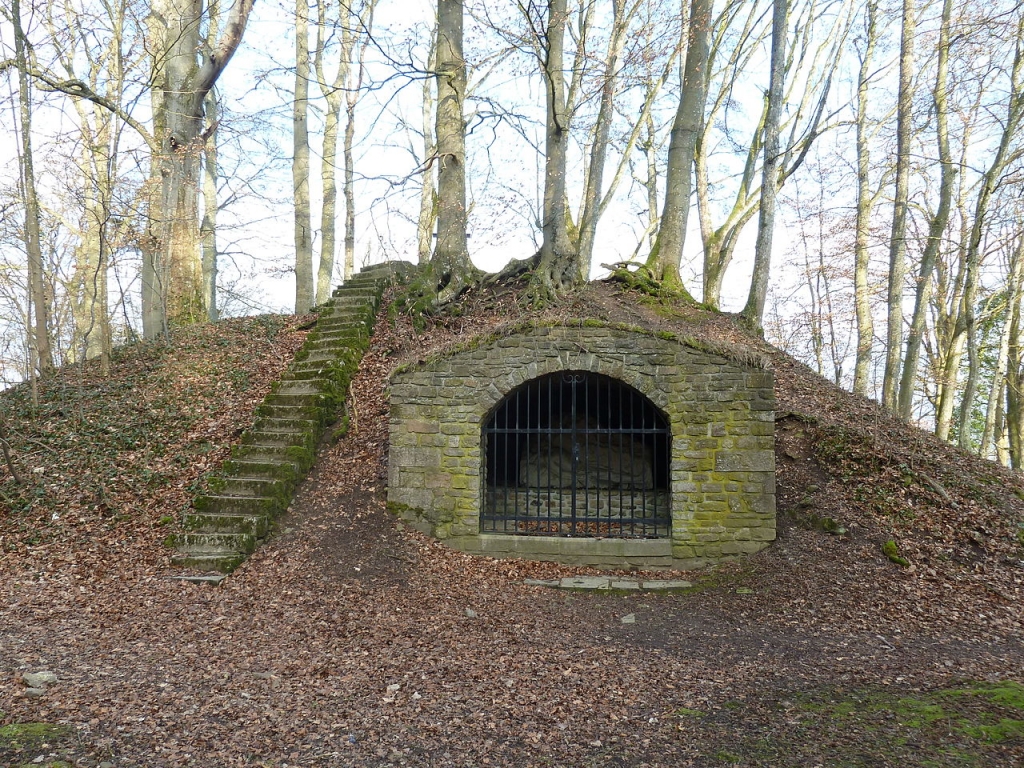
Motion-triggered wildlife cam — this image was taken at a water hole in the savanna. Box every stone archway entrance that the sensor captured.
[482,370,671,538]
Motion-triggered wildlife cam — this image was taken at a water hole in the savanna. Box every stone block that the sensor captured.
[715,450,774,472]
[610,580,642,590]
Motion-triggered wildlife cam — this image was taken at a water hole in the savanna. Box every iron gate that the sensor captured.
[482,371,671,537]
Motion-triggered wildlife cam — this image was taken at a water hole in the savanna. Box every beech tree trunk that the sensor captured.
[897,0,955,419]
[201,90,219,322]
[532,0,584,297]
[12,0,53,375]
[741,0,788,327]
[293,0,314,313]
[575,0,630,268]
[981,239,1024,458]
[852,0,880,397]
[938,13,1024,442]
[143,0,253,338]
[430,0,474,301]
[645,0,711,297]
[418,30,438,266]
[881,0,915,411]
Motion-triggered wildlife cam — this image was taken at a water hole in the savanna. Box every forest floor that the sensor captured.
[2,280,1024,767]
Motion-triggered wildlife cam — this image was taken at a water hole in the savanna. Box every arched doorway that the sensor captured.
[482,371,671,537]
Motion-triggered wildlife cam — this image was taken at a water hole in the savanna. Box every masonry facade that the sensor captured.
[387,323,775,569]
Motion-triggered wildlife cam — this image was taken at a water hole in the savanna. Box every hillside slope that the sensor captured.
[1,282,1022,768]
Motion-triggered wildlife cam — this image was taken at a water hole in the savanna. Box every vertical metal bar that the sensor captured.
[547,374,554,533]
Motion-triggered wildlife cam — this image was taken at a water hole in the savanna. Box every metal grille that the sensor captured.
[482,371,671,537]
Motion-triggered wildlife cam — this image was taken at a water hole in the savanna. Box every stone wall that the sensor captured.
[387,323,775,569]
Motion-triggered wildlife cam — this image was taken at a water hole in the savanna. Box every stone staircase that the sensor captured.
[170,263,401,573]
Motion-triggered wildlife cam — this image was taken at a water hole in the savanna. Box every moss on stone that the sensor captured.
[882,539,910,567]
[0,722,73,750]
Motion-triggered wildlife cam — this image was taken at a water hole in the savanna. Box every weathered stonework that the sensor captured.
[387,322,775,569]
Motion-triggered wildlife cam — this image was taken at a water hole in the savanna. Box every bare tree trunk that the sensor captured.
[343,62,359,282]
[293,0,314,313]
[201,89,219,322]
[314,1,344,301]
[881,0,915,411]
[981,242,1024,458]
[417,31,438,266]
[645,0,711,297]
[318,85,343,297]
[144,0,254,338]
[1008,287,1024,469]
[532,0,584,297]
[576,0,630,267]
[852,0,879,397]
[942,14,1024,442]
[742,0,788,327]
[73,132,112,365]
[898,0,955,419]
[12,0,52,374]
[430,0,474,301]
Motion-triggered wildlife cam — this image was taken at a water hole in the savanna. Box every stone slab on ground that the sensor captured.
[532,577,695,591]
[166,574,227,586]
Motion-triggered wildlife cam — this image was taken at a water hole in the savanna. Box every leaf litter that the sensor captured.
[0,283,1023,767]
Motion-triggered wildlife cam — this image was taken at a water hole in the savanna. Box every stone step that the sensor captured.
[319,300,375,314]
[294,351,343,365]
[211,476,289,498]
[222,457,300,479]
[171,552,248,573]
[183,511,271,536]
[242,429,314,448]
[314,318,371,334]
[230,445,315,472]
[176,272,394,575]
[249,417,318,433]
[281,367,329,381]
[302,337,364,353]
[274,380,325,396]
[313,327,369,343]
[334,284,379,297]
[171,532,258,554]
[319,310,373,325]
[193,494,283,517]
[264,392,324,408]
[254,403,321,421]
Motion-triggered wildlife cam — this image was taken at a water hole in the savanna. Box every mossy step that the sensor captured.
[332,290,380,303]
[183,511,271,536]
[274,380,327,396]
[264,392,326,408]
[319,308,374,323]
[242,429,316,448]
[254,403,321,420]
[249,417,319,433]
[210,476,290,497]
[222,457,301,478]
[193,494,283,517]
[292,349,360,366]
[312,326,371,341]
[293,350,348,364]
[313,318,372,333]
[172,531,257,554]
[171,552,247,573]
[231,446,316,472]
[322,295,376,307]
[281,366,336,381]
[302,337,366,352]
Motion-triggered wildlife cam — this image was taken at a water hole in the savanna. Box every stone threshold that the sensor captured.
[524,576,693,591]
